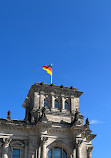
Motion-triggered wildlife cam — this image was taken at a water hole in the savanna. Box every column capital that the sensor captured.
[61,94,65,97]
[87,146,93,152]
[40,91,44,95]
[34,92,39,98]
[42,137,48,144]
[38,137,48,146]
[77,139,83,147]
[3,138,11,146]
[70,95,74,98]
[50,92,55,96]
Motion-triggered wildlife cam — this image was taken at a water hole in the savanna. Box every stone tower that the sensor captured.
[0,82,96,158]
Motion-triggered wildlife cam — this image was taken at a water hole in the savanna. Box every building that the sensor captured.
[0,82,96,158]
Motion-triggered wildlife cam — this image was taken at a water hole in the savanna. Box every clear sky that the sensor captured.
[0,0,111,157]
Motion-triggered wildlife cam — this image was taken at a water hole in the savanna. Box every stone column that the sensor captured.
[34,92,40,110]
[38,146,41,158]
[37,137,42,158]
[61,95,65,111]
[28,146,33,158]
[87,147,93,158]
[74,97,80,112]
[76,140,82,158]
[39,92,44,108]
[72,147,76,158]
[0,142,3,158]
[2,138,10,158]
[24,140,28,158]
[70,96,75,113]
[42,142,46,158]
[35,148,37,158]
[28,136,37,158]
[42,137,48,158]
[51,93,55,109]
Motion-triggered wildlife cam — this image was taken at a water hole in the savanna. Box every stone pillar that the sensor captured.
[34,92,40,110]
[51,93,55,109]
[41,137,48,158]
[42,142,46,158]
[87,147,93,158]
[38,146,41,158]
[76,140,82,158]
[24,140,28,158]
[28,146,33,158]
[74,97,80,112]
[71,96,75,113]
[37,137,42,158]
[0,142,2,158]
[35,148,37,158]
[61,95,65,110]
[77,145,81,158]
[73,147,76,158]
[28,136,37,158]
[2,138,10,158]
[39,92,44,108]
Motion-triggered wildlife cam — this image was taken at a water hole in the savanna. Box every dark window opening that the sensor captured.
[55,100,59,108]
[44,99,48,107]
[12,148,20,158]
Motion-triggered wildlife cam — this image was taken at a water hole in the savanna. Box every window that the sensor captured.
[65,102,69,110]
[44,99,48,107]
[55,100,59,108]
[48,147,67,158]
[48,149,52,158]
[12,148,20,158]
[54,148,62,157]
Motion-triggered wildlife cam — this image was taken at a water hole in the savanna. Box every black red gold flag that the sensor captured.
[42,65,52,76]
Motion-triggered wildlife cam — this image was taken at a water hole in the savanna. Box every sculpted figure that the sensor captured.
[85,118,89,127]
[41,107,46,117]
[74,109,79,122]
[7,110,11,119]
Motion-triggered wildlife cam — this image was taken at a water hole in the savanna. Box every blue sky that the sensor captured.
[0,0,111,157]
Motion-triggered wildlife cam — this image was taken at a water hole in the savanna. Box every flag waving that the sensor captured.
[42,65,52,76]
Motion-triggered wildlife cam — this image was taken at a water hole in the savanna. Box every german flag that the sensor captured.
[43,65,52,76]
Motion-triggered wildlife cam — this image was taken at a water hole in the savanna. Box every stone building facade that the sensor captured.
[0,82,96,158]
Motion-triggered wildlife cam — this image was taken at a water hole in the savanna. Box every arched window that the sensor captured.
[48,147,67,158]
[55,100,59,109]
[44,99,48,107]
[65,101,69,110]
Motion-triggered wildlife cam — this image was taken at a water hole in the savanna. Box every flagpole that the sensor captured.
[51,63,52,84]
[51,75,52,84]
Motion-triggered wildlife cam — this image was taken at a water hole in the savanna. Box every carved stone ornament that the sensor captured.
[42,137,48,143]
[72,109,80,124]
[38,137,48,145]
[41,107,46,117]
[87,146,93,152]
[77,140,83,147]
[3,138,12,146]
[7,110,11,120]
[85,118,90,127]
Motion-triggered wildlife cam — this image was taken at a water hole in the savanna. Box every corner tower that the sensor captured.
[0,82,96,158]
[22,82,96,158]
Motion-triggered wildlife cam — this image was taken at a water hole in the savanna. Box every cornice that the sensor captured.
[22,83,83,106]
